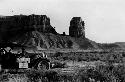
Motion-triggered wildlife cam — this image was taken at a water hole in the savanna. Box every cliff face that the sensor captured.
[0,14,57,41]
[69,17,85,38]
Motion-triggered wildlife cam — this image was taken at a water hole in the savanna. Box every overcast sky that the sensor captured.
[0,0,125,43]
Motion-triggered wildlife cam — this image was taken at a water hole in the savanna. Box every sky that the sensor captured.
[0,0,125,43]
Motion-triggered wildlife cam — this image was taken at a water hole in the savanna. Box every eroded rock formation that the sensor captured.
[0,14,57,41]
[69,17,85,38]
[0,15,100,49]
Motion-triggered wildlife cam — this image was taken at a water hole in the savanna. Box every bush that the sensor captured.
[25,69,61,82]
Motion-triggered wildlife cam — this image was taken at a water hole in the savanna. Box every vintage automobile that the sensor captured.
[0,42,50,70]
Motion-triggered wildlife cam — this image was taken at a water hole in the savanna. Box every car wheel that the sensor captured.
[37,61,49,70]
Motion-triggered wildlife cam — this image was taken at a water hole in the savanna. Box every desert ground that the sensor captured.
[0,49,125,82]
